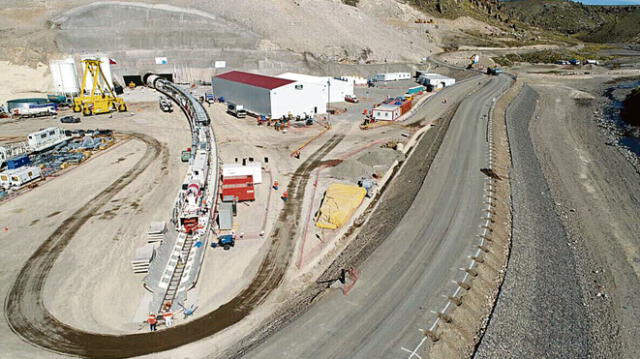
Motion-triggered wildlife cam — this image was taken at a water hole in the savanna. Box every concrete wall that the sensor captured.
[271,82,326,118]
[212,77,271,116]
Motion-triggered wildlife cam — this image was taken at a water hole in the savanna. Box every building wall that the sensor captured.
[212,77,271,115]
[278,73,354,103]
[328,78,354,102]
[271,82,326,118]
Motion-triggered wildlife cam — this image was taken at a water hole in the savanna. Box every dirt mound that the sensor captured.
[330,147,404,181]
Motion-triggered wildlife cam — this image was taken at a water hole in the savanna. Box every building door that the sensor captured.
[314,106,317,114]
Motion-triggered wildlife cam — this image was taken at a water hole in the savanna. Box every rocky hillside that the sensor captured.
[343,0,640,43]
[500,0,640,43]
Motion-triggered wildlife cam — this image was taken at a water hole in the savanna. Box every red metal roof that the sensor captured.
[215,71,295,90]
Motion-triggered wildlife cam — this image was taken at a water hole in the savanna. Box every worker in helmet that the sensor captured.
[147,313,157,331]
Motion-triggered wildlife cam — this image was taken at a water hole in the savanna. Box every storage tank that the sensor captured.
[49,58,80,96]
[80,55,114,91]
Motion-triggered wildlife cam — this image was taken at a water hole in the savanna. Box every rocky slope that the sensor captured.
[500,0,640,43]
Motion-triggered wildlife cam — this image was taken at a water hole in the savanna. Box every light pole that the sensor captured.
[327,78,331,126]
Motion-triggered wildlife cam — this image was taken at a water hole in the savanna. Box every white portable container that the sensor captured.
[372,104,401,121]
[27,127,69,152]
[50,58,80,96]
[0,166,41,190]
[222,162,263,184]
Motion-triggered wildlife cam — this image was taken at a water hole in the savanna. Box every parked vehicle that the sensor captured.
[486,67,503,75]
[211,234,235,250]
[585,59,599,65]
[570,58,582,65]
[17,105,57,118]
[60,115,80,123]
[345,95,359,103]
[181,149,191,162]
[227,103,246,118]
[555,60,570,65]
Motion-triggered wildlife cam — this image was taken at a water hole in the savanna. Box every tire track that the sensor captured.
[4,133,343,358]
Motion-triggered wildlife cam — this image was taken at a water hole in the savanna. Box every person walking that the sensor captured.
[147,313,157,331]
[163,310,173,328]
[281,191,289,202]
[273,179,279,191]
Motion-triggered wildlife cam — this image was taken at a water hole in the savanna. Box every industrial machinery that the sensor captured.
[211,234,235,250]
[159,96,173,112]
[73,59,127,116]
[467,54,480,69]
[486,67,503,76]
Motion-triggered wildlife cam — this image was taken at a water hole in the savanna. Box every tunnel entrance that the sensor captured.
[123,75,143,86]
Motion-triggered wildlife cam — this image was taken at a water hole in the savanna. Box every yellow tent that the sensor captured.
[315,183,367,230]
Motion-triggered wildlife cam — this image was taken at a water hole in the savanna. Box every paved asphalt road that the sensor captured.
[246,75,512,359]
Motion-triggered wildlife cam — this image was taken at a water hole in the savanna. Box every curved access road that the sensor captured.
[246,74,512,359]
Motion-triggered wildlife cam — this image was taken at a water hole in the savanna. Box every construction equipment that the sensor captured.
[467,54,480,69]
[159,96,173,112]
[73,59,127,116]
[486,67,503,76]
[181,149,191,162]
[211,234,235,250]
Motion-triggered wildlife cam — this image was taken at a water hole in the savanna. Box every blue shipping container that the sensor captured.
[7,155,31,169]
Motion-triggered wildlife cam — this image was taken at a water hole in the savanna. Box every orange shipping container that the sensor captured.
[400,100,412,115]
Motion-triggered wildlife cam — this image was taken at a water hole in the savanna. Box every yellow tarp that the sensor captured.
[315,183,367,230]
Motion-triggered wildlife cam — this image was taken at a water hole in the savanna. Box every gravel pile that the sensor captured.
[475,85,591,358]
[330,148,404,181]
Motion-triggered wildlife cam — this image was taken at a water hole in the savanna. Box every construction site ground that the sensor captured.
[0,75,454,356]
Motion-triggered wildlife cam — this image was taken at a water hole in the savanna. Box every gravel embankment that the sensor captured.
[474,85,590,358]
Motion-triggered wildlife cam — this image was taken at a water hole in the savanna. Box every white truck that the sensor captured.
[16,105,57,118]
[227,103,246,118]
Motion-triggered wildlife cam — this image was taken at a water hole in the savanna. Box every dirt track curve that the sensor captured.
[4,132,343,358]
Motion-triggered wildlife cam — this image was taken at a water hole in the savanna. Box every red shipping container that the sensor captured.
[400,100,412,115]
[221,175,255,201]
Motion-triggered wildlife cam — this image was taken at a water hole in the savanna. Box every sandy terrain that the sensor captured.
[0,102,191,334]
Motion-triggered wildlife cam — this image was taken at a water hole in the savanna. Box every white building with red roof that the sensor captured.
[212,71,327,118]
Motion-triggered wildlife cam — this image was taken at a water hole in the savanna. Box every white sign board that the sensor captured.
[215,61,226,69]
[155,57,168,65]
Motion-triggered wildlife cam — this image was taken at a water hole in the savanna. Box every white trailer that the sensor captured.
[418,73,456,89]
[27,127,69,152]
[373,72,412,82]
[0,166,42,190]
[372,104,401,121]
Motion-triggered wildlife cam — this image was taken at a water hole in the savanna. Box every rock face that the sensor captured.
[500,0,640,43]
[621,87,640,127]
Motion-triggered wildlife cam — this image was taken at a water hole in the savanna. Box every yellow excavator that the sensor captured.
[73,59,127,116]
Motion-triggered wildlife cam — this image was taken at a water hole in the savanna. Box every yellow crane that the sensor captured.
[73,59,127,116]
